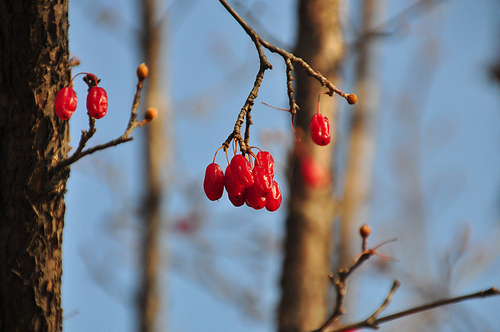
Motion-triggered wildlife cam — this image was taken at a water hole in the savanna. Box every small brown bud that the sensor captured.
[359,224,371,238]
[136,63,149,81]
[346,93,358,105]
[144,107,157,121]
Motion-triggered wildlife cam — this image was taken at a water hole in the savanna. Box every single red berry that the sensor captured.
[253,166,273,196]
[228,191,246,207]
[86,86,108,119]
[203,163,224,201]
[224,166,246,201]
[230,154,254,188]
[300,157,329,187]
[245,184,266,210]
[266,181,282,212]
[310,113,331,146]
[55,87,77,120]
[255,151,275,179]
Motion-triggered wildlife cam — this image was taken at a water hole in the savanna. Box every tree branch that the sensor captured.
[52,65,153,174]
[218,0,356,153]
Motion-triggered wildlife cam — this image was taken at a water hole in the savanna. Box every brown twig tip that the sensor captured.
[346,94,358,105]
[136,63,149,81]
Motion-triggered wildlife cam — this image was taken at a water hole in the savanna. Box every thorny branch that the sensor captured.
[219,0,356,155]
[52,65,154,175]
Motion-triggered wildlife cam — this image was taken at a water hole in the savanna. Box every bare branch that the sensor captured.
[326,286,500,332]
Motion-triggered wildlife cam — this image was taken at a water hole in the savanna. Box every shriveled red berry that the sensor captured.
[253,166,273,196]
[224,166,246,200]
[230,154,254,188]
[310,113,331,146]
[55,87,77,120]
[266,181,282,212]
[255,151,275,179]
[86,86,108,119]
[203,163,224,201]
[245,184,266,210]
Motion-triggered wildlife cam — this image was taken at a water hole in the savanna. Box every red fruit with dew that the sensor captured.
[230,154,254,188]
[310,113,331,146]
[86,86,108,119]
[55,87,78,120]
[203,163,225,201]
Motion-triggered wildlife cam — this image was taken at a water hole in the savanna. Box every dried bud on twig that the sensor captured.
[144,107,157,121]
[347,93,358,105]
[136,63,149,81]
[360,224,371,238]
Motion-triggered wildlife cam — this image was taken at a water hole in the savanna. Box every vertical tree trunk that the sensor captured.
[338,0,381,269]
[0,1,70,331]
[278,1,343,331]
[137,0,167,331]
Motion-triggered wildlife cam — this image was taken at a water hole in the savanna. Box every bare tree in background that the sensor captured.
[138,0,170,331]
[278,0,344,331]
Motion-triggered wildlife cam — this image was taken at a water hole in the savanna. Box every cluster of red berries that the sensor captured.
[203,149,282,212]
[54,73,108,121]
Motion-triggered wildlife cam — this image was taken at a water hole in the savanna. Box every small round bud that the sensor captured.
[136,63,149,81]
[347,93,358,105]
[144,107,157,121]
[359,224,371,238]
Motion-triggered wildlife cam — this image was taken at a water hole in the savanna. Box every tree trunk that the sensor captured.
[137,0,167,331]
[0,1,70,331]
[278,1,343,331]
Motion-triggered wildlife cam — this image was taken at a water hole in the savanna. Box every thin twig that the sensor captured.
[325,286,499,332]
[317,239,396,332]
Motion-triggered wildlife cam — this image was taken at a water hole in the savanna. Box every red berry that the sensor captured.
[224,166,246,201]
[55,87,77,120]
[310,113,331,146]
[253,166,273,196]
[230,154,254,188]
[228,191,246,207]
[255,151,275,179]
[266,181,282,212]
[203,163,224,201]
[300,157,329,187]
[86,86,108,119]
[245,184,266,210]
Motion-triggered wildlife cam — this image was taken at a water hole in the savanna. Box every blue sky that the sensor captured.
[62,1,500,331]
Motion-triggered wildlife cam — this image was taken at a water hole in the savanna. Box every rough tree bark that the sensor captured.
[278,1,343,331]
[0,1,70,331]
